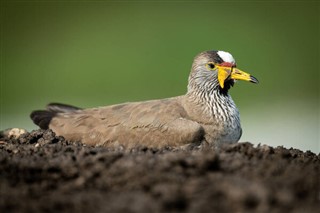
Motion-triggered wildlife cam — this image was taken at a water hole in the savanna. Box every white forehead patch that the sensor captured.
[217,51,235,64]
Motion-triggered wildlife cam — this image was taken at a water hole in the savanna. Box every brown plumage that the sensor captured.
[30,50,258,148]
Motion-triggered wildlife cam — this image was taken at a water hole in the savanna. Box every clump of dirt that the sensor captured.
[0,129,319,212]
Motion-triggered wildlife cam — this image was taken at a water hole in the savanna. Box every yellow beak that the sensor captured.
[217,65,259,88]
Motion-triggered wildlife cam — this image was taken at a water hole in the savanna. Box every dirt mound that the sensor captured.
[0,129,319,212]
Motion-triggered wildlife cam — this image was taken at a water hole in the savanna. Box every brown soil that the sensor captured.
[0,129,319,213]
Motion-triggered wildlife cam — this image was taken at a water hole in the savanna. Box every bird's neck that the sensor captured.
[186,90,238,121]
[185,72,239,123]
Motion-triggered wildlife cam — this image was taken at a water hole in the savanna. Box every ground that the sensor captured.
[0,129,319,213]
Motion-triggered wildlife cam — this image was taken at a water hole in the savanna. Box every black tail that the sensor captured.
[30,103,82,129]
[30,110,56,129]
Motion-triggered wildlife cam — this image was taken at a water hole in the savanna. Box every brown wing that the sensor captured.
[49,97,204,148]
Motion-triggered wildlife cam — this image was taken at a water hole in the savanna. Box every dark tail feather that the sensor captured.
[31,103,82,129]
[46,103,82,113]
[30,110,56,129]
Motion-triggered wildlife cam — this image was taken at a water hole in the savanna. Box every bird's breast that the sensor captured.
[210,99,242,144]
[182,93,242,145]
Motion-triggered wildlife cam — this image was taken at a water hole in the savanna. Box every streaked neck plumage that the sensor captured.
[188,67,239,119]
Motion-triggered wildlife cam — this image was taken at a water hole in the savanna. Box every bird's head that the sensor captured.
[190,50,258,93]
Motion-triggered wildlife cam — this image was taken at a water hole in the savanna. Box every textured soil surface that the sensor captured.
[0,129,319,213]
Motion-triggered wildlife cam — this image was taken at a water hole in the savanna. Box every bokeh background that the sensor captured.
[1,1,319,152]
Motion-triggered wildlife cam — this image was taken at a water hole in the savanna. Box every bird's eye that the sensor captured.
[206,62,215,70]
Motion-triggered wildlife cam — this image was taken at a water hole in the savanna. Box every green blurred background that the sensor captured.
[1,1,319,152]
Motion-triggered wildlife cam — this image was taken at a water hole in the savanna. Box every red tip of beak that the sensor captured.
[219,62,236,67]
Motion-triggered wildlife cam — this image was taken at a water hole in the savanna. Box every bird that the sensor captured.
[30,50,258,149]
